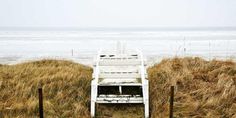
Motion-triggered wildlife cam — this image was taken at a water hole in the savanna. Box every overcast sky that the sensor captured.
[0,0,236,28]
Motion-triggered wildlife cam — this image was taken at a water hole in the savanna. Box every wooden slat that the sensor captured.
[98,78,141,86]
[96,97,143,103]
[99,73,141,78]
[99,60,143,66]
[98,83,142,86]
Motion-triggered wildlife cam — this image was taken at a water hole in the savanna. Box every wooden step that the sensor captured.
[99,73,141,78]
[96,95,143,103]
[98,78,141,85]
[98,83,142,86]
[99,60,146,66]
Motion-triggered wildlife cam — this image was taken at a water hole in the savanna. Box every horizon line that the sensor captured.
[0,26,236,31]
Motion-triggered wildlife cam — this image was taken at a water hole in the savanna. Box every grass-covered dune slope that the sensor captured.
[0,60,92,118]
[0,57,236,118]
[149,57,236,118]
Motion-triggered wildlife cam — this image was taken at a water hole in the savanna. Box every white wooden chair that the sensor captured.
[91,45,149,118]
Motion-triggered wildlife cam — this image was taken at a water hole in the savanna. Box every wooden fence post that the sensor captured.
[38,87,44,118]
[71,49,74,56]
[170,86,174,118]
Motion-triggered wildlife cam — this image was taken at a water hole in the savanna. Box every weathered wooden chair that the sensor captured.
[91,44,149,117]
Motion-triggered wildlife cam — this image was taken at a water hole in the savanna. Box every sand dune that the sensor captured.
[0,58,236,117]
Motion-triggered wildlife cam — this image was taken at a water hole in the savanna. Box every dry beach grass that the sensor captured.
[148,57,236,118]
[0,57,236,117]
[0,60,92,118]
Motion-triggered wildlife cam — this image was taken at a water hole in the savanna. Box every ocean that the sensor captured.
[0,30,236,66]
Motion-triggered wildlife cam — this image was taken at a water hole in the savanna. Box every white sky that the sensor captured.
[0,0,236,28]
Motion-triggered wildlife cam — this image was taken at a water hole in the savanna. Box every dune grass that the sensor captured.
[0,60,92,118]
[148,57,236,118]
[0,57,236,117]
